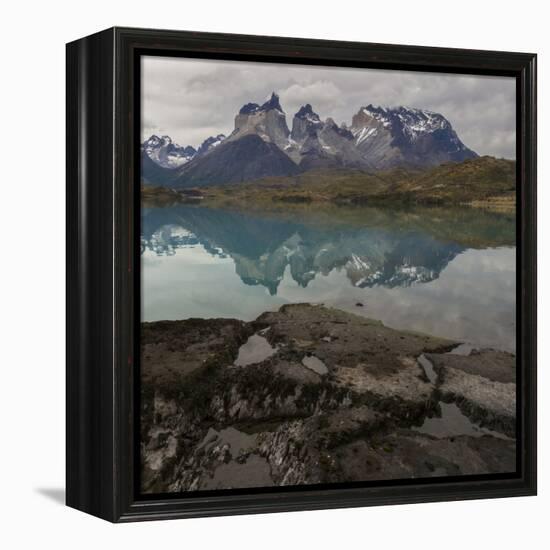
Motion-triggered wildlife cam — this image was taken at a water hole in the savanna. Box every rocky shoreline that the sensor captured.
[141,304,516,493]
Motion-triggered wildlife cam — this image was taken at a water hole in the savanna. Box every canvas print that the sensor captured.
[139,56,516,494]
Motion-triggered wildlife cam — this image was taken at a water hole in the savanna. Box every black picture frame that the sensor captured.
[66,26,537,523]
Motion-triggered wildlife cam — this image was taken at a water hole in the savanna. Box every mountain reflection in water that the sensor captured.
[141,204,516,352]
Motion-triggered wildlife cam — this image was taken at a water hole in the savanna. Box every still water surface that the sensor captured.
[141,204,516,352]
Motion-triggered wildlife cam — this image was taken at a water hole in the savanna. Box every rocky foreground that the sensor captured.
[141,304,516,493]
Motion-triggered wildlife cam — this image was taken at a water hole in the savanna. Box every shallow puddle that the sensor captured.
[415,354,510,440]
[198,426,257,454]
[203,454,274,490]
[197,426,274,490]
[416,402,480,438]
[415,402,510,440]
[449,343,476,356]
[418,354,437,384]
[234,334,278,366]
[302,355,328,375]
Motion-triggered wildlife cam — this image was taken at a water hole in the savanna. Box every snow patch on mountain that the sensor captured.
[142,135,197,168]
[353,126,379,146]
[197,134,226,156]
[361,105,450,135]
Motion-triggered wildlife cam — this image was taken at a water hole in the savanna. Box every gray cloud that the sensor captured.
[142,56,516,159]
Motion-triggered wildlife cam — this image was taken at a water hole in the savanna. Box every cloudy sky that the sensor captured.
[142,55,516,159]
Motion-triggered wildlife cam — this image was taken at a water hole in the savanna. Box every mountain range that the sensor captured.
[142,92,478,188]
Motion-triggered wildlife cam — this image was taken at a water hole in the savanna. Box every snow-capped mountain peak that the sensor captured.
[142,135,197,168]
[196,134,226,156]
[261,92,283,112]
[290,104,323,145]
[295,104,322,125]
[231,92,290,150]
[351,104,476,168]
[238,92,284,116]
[143,134,162,148]
[359,104,451,136]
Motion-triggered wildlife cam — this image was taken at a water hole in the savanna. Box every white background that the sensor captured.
[1,0,546,547]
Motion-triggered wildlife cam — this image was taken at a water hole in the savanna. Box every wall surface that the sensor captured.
[1,0,546,546]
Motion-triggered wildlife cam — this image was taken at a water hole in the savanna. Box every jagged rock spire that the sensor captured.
[261,92,283,112]
[295,104,320,120]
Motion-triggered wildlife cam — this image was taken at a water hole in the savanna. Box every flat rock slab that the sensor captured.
[256,303,457,413]
[333,430,516,482]
[426,349,516,384]
[256,304,458,375]
[141,318,250,387]
[426,349,516,436]
[270,359,323,385]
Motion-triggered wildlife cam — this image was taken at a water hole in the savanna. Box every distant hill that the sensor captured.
[166,134,301,188]
[383,156,516,204]
[198,156,516,209]
[141,151,175,186]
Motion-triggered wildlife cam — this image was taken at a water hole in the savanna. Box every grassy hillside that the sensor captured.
[198,156,515,211]
[380,156,516,205]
